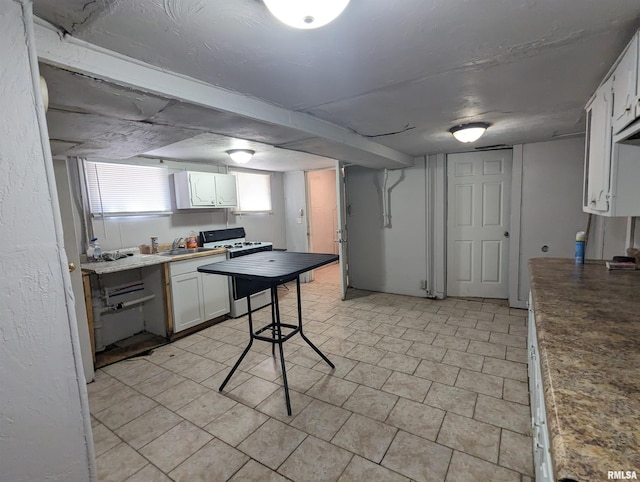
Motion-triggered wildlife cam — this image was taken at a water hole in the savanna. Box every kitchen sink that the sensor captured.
[156,247,217,256]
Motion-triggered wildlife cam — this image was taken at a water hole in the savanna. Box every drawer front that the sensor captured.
[169,254,225,277]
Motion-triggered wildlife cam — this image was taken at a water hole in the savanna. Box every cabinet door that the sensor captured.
[200,254,230,320]
[584,78,613,214]
[201,272,230,320]
[637,33,640,119]
[213,174,238,207]
[171,272,204,332]
[612,33,638,134]
[189,172,217,206]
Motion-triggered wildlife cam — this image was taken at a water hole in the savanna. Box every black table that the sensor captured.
[198,251,338,415]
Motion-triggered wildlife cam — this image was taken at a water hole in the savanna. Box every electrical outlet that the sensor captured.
[419,280,426,290]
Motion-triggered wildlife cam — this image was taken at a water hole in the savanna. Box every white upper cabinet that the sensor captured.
[213,173,238,207]
[188,171,216,206]
[612,33,639,134]
[637,34,640,121]
[584,78,613,214]
[173,171,237,209]
[584,29,640,217]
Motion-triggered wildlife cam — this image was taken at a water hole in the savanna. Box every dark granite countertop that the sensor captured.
[528,258,640,482]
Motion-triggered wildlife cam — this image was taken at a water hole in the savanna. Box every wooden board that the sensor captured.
[82,273,96,363]
[140,242,175,254]
[163,263,174,335]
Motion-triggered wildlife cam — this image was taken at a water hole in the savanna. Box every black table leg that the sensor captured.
[296,277,335,369]
[272,285,292,415]
[270,288,277,357]
[219,291,254,392]
[219,275,333,415]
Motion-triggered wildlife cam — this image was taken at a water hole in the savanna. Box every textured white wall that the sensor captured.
[516,137,640,303]
[346,160,427,297]
[516,138,590,302]
[83,161,287,251]
[0,2,93,480]
[345,139,639,304]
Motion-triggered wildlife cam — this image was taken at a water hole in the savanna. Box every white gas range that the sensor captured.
[199,227,273,317]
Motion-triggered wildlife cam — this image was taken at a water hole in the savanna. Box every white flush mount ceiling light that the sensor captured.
[227,149,255,164]
[449,122,491,143]
[263,0,350,29]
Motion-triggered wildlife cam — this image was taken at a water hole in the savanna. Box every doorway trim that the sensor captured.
[427,154,447,299]
[508,146,525,308]
[306,168,338,256]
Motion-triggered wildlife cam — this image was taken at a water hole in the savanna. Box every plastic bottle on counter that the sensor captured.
[89,237,101,262]
[575,231,585,265]
[86,241,94,261]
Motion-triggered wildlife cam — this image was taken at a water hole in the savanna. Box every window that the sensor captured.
[231,170,272,213]
[84,161,172,217]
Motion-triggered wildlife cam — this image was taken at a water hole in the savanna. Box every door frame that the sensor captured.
[426,154,447,299]
[306,168,338,255]
[335,161,349,299]
[301,165,348,296]
[508,146,525,308]
[430,149,523,307]
[53,158,95,382]
[445,150,512,299]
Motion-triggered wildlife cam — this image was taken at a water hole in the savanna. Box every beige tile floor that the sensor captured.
[90,263,534,481]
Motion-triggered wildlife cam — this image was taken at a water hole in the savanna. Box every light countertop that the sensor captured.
[528,258,640,481]
[81,248,227,275]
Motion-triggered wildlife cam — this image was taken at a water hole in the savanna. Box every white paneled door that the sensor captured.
[447,151,512,298]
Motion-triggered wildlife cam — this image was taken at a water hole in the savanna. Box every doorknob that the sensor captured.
[68,262,76,272]
[504,231,510,238]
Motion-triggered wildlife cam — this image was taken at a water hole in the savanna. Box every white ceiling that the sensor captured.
[34,0,640,171]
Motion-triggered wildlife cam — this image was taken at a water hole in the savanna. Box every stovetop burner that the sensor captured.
[200,228,273,253]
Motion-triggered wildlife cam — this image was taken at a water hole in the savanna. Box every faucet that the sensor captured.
[172,237,185,250]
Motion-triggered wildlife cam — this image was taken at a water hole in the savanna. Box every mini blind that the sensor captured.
[231,170,272,212]
[84,161,172,217]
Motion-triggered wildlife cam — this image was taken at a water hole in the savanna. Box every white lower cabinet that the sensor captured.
[528,293,554,482]
[201,265,231,320]
[171,271,205,332]
[170,255,229,333]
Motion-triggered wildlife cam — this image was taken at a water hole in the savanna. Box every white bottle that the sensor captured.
[89,237,101,261]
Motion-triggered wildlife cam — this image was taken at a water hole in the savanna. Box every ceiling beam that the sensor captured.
[33,18,414,169]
